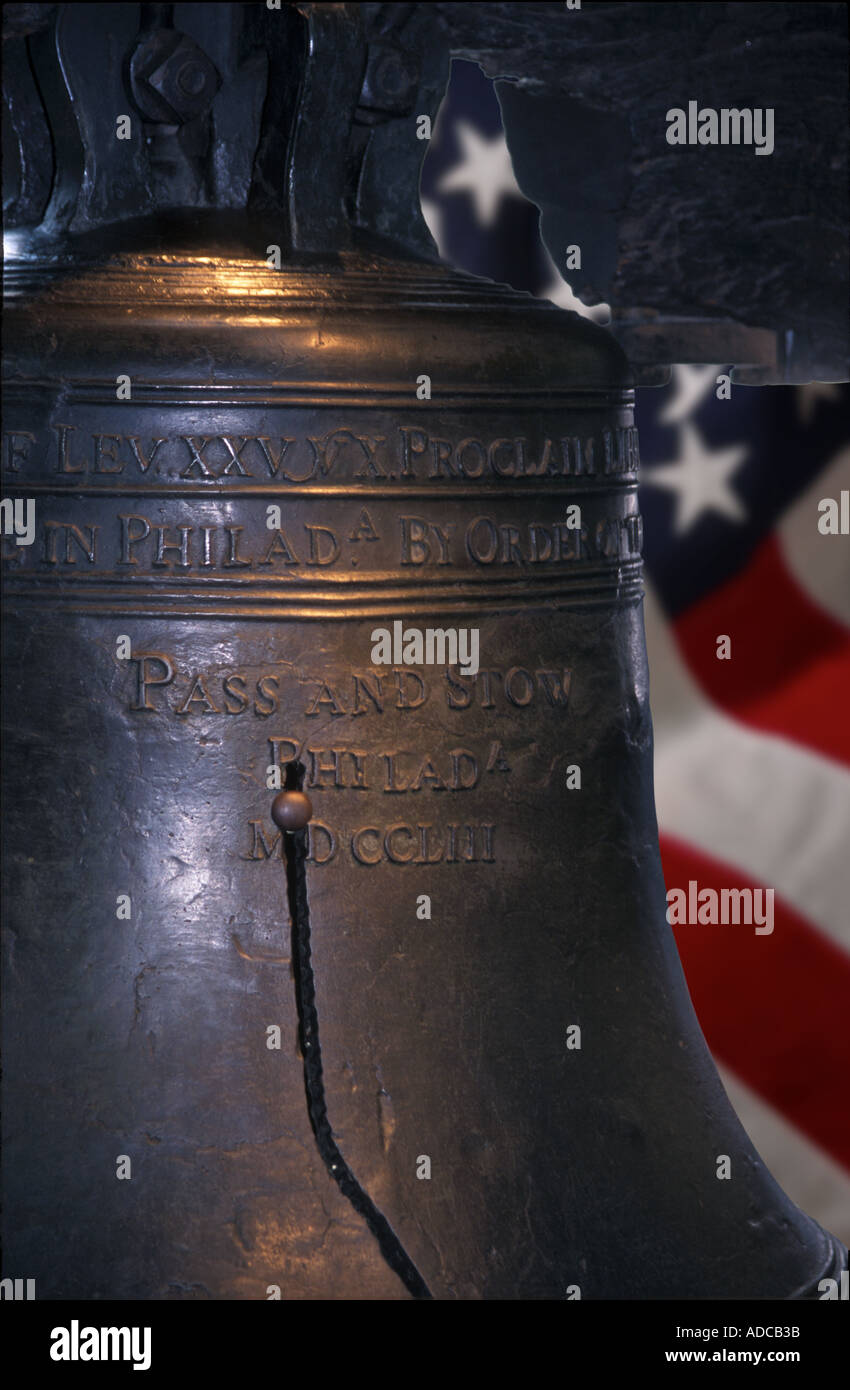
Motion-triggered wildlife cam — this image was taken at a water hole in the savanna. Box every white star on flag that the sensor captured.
[660,364,726,425]
[642,423,748,534]
[436,122,526,226]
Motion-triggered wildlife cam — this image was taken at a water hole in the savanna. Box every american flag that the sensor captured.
[422,59,850,1243]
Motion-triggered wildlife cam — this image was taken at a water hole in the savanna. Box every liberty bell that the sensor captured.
[1,0,847,1300]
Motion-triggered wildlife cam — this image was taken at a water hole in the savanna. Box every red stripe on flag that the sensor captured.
[671,534,850,765]
[660,833,850,1173]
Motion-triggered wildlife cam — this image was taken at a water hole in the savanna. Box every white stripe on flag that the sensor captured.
[643,580,850,951]
[778,444,850,628]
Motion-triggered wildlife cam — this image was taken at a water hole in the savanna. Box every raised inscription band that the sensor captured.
[2,413,642,616]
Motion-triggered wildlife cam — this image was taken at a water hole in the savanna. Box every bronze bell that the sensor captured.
[1,2,846,1301]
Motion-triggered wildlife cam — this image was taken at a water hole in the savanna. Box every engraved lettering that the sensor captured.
[449,749,479,789]
[500,525,523,565]
[398,427,429,479]
[254,676,279,716]
[386,823,416,863]
[352,673,384,715]
[180,436,215,477]
[224,525,252,568]
[595,517,620,559]
[44,522,98,564]
[223,674,249,714]
[53,424,85,474]
[466,516,498,564]
[118,514,151,565]
[383,753,407,792]
[307,747,369,790]
[479,670,500,708]
[409,757,447,792]
[488,438,518,477]
[348,508,380,543]
[306,821,336,864]
[243,820,284,860]
[555,522,591,561]
[429,438,457,478]
[220,437,253,476]
[304,525,339,566]
[529,524,552,561]
[131,651,176,711]
[349,822,497,865]
[8,425,637,487]
[400,515,431,565]
[3,430,36,473]
[176,674,221,715]
[485,741,511,773]
[414,824,443,864]
[393,670,427,709]
[456,438,486,478]
[351,435,387,479]
[268,737,301,768]
[304,681,347,717]
[93,434,123,474]
[258,530,299,565]
[505,667,534,707]
[351,826,382,865]
[255,436,298,478]
[430,524,452,564]
[445,668,473,709]
[153,524,192,568]
[537,669,572,708]
[126,436,167,473]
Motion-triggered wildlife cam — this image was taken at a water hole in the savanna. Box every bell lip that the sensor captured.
[785,1228,849,1300]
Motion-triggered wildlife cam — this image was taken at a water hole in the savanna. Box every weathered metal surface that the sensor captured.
[2,2,847,1300]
